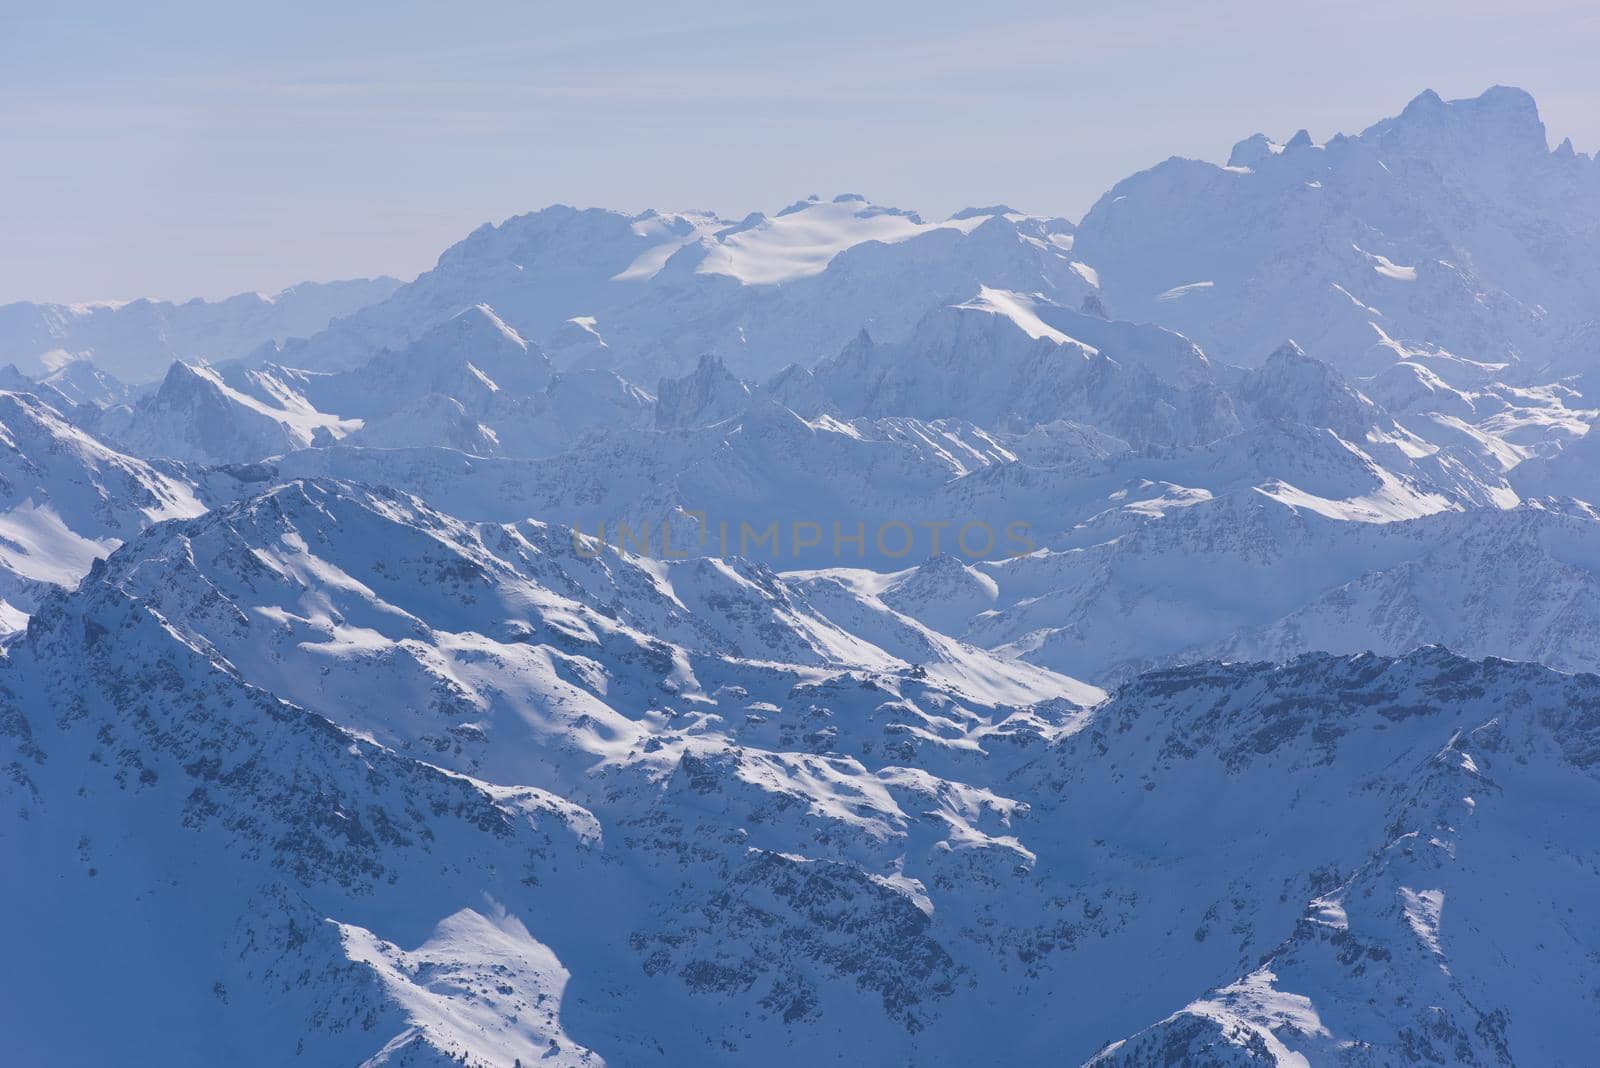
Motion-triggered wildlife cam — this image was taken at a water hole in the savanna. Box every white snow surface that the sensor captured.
[692,196,992,285]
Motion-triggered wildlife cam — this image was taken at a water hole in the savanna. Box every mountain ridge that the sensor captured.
[5,83,1600,1067]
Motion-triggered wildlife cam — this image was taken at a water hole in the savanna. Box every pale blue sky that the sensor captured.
[5,0,1598,303]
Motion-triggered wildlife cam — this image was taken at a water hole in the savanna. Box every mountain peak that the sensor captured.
[1400,87,1446,117]
[1267,339,1309,363]
[1238,339,1390,439]
[656,352,751,429]
[1476,83,1540,114]
[442,303,529,351]
[1366,84,1547,156]
[1226,132,1280,167]
[40,358,129,407]
[155,358,214,398]
[345,303,555,409]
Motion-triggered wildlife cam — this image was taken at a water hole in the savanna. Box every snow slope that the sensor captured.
[0,390,203,627]
[7,535,1600,1064]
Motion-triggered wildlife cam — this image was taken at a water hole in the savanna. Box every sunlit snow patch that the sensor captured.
[1156,280,1215,301]
[692,196,993,285]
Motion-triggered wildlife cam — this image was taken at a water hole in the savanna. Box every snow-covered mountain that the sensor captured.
[801,289,1240,448]
[656,354,752,429]
[1075,650,1600,1066]
[0,390,203,629]
[8,84,1600,1067]
[6,515,1599,1062]
[1073,86,1600,378]
[0,476,1098,1063]
[208,87,1600,409]
[0,276,403,383]
[104,305,653,464]
[108,360,357,464]
[256,197,1095,383]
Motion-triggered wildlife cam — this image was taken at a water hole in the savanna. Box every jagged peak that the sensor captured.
[383,304,554,398]
[1253,339,1366,394]
[1364,84,1548,154]
[1400,87,1446,117]
[691,351,733,375]
[436,303,529,351]
[1267,339,1309,363]
[1226,132,1282,168]
[1251,341,1351,396]
[1221,86,1554,178]
[838,327,876,357]
[657,352,746,394]
[765,361,812,387]
[905,548,973,579]
[655,352,752,429]
[1237,339,1393,439]
[155,359,220,396]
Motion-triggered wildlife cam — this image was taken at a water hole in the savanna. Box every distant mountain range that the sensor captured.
[5,86,1600,1066]
[0,276,401,381]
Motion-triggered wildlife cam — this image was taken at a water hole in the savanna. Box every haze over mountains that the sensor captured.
[5,86,1600,1066]
[0,277,402,382]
